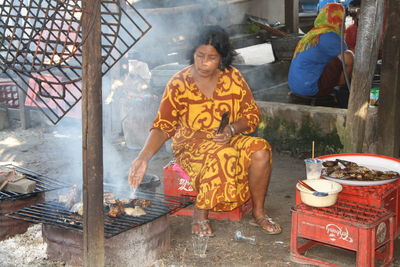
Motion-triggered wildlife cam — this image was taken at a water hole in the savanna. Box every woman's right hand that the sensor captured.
[128,157,148,188]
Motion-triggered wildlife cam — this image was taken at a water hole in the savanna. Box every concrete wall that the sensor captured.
[256,101,381,156]
[257,101,347,156]
[258,101,347,135]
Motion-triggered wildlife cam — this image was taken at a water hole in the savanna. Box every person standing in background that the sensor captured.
[345,0,361,52]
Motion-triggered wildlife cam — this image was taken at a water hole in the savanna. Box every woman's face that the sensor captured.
[193,45,221,78]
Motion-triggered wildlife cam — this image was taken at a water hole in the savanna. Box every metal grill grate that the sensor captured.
[0,164,71,201]
[0,0,151,124]
[6,190,194,238]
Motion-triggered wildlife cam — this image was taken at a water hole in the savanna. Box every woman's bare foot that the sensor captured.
[192,206,214,236]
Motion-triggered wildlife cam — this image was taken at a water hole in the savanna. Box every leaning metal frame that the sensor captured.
[0,0,151,124]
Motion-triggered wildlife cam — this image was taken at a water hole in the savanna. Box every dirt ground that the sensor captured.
[1,119,400,267]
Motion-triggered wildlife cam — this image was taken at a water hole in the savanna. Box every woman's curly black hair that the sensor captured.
[188,25,237,70]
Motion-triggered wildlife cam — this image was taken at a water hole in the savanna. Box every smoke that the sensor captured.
[48,116,132,196]
[42,0,286,196]
[127,0,246,68]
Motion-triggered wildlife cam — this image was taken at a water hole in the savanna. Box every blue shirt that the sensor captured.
[288,32,345,96]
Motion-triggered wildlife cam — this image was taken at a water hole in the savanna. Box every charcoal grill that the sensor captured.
[6,190,193,238]
[0,164,71,201]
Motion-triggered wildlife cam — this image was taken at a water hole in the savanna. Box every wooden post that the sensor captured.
[17,86,29,129]
[343,0,384,153]
[377,0,400,157]
[82,0,105,266]
[285,0,299,34]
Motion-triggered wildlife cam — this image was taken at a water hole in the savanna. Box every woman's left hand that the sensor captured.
[213,126,232,144]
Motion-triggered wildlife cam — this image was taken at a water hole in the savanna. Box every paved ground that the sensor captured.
[1,120,400,266]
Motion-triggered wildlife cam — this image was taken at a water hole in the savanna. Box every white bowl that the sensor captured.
[296,179,342,207]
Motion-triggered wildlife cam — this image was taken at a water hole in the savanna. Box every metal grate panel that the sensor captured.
[0,0,151,124]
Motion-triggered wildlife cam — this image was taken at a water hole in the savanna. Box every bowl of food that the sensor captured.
[296,179,342,207]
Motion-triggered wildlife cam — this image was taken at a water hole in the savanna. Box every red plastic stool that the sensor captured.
[290,200,395,267]
[163,161,252,221]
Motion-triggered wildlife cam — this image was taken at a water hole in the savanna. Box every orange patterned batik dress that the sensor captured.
[152,66,271,212]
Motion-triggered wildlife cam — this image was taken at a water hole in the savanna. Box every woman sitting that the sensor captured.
[128,25,281,236]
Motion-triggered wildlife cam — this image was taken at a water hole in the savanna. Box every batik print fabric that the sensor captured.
[293,3,344,58]
[152,66,271,211]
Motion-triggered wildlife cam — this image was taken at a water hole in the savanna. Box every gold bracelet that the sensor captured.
[228,124,236,136]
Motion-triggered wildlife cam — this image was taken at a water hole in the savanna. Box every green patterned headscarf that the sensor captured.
[293,3,344,58]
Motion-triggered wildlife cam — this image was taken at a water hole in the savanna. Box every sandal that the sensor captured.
[191,219,215,237]
[249,216,282,235]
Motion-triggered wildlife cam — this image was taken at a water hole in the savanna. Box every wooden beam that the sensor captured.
[343,0,384,153]
[285,0,299,34]
[17,86,29,129]
[82,0,105,265]
[377,0,400,157]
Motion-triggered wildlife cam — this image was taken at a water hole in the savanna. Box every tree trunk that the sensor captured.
[376,0,400,157]
[343,0,385,153]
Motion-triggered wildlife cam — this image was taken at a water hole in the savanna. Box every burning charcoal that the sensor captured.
[124,206,146,217]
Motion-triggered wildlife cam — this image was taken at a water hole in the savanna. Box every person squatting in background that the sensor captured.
[288,3,354,99]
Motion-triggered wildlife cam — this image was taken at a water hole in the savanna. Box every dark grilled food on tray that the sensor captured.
[322,159,400,181]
